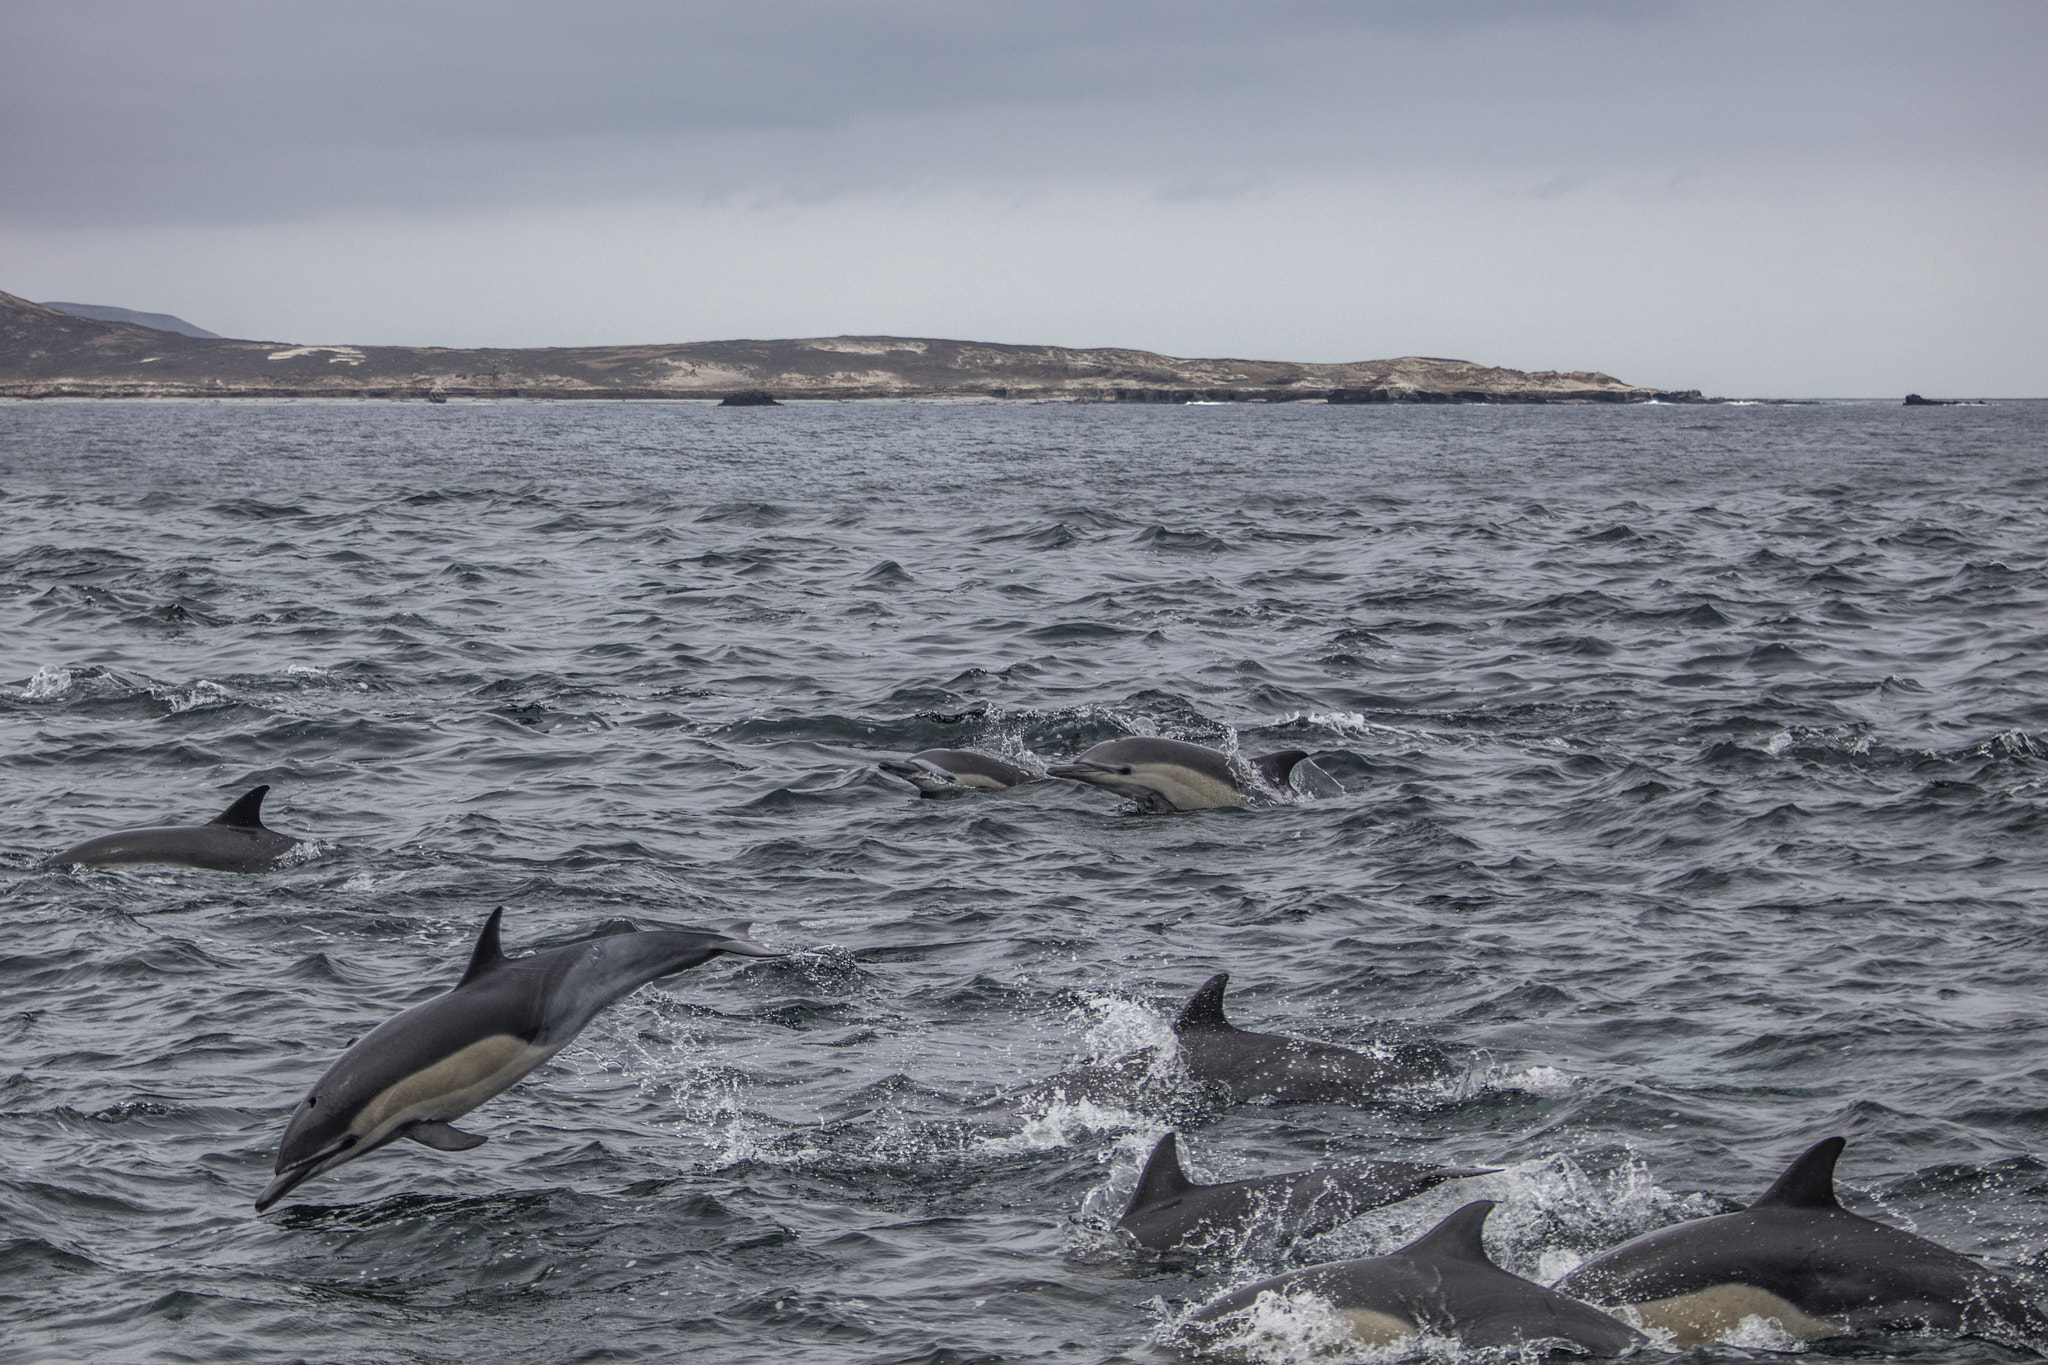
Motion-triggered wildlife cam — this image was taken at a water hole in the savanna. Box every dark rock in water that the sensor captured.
[1904,393,1958,406]
[720,390,781,407]
[1328,383,1707,406]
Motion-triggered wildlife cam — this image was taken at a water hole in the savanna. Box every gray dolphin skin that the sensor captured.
[1177,1199,1647,1356]
[1046,737,1308,812]
[1118,1131,1496,1253]
[878,748,1036,795]
[256,907,782,1212]
[1553,1136,2048,1350]
[40,785,307,872]
[1029,973,1423,1109]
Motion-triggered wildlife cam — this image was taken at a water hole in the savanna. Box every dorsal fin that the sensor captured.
[1175,973,1234,1032]
[1750,1137,1845,1210]
[1125,1133,1198,1214]
[460,907,508,986]
[1254,749,1309,790]
[210,785,270,829]
[1398,1200,1498,1263]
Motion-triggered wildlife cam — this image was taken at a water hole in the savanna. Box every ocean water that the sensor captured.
[3,397,2048,1365]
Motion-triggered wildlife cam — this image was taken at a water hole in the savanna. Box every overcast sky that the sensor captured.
[3,0,2042,395]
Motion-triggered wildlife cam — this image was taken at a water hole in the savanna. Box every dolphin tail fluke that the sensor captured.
[1399,1199,1499,1263]
[1252,750,1310,791]
[611,928,783,983]
[461,907,508,985]
[1174,973,1233,1032]
[211,785,272,829]
[1750,1136,1846,1210]
[718,923,782,958]
[1125,1132,1197,1216]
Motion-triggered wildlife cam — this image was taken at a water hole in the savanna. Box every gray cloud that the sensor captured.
[4,1,2041,227]
[3,1,2042,395]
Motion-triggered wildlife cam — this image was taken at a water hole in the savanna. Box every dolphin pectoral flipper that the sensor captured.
[407,1121,488,1151]
[1253,749,1309,791]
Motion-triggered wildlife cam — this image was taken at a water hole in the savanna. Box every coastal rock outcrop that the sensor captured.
[0,287,1702,404]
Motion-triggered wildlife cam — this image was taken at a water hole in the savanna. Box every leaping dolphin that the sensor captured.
[256,908,782,1212]
[40,785,308,872]
[1047,737,1307,812]
[1026,973,1423,1110]
[1175,1200,1647,1356]
[877,748,1036,795]
[1553,1136,2048,1350]
[1117,1131,1496,1254]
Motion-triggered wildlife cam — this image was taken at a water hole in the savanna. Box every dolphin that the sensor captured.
[877,748,1036,795]
[1553,1136,2048,1350]
[1026,973,1424,1110]
[256,907,782,1212]
[1175,1200,1647,1356]
[1046,737,1307,812]
[1117,1131,1496,1254]
[40,785,308,872]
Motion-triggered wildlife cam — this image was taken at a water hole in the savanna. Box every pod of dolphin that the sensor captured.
[33,735,2048,1359]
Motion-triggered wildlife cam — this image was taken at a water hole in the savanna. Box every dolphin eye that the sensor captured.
[1120,766,1134,775]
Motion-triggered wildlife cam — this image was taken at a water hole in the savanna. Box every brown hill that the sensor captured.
[0,289,1699,403]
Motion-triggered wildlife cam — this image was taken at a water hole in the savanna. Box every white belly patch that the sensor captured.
[1619,1284,1847,1346]
[1338,1308,1419,1347]
[1129,762,1249,810]
[352,1034,555,1142]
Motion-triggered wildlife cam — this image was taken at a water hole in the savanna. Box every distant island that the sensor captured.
[0,288,1706,404]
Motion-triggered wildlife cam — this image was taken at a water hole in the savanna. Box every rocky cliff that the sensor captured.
[0,290,1701,403]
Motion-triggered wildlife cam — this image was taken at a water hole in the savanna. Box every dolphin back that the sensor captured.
[41,822,298,872]
[42,785,304,872]
[1556,1138,2048,1351]
[530,924,781,1044]
[1184,1203,1644,1355]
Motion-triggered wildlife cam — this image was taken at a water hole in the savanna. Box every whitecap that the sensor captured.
[20,665,72,700]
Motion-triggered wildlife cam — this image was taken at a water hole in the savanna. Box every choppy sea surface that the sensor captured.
[4,398,2048,1365]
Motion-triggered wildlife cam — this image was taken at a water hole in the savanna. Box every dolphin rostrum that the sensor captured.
[41,785,308,872]
[1554,1137,2048,1350]
[256,908,782,1212]
[1176,1200,1647,1356]
[878,748,1036,795]
[1117,1131,1496,1254]
[1047,737,1308,812]
[1027,973,1423,1110]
